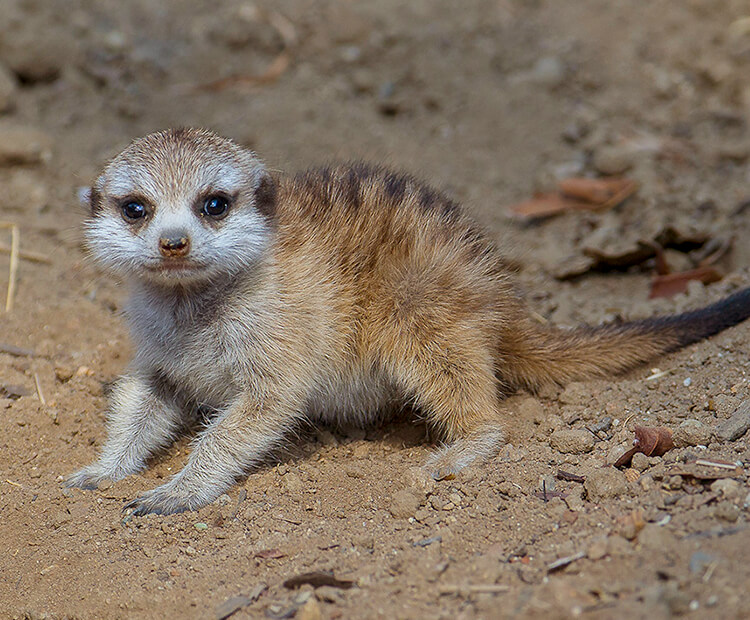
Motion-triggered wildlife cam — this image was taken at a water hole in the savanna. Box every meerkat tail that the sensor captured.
[500,286,750,390]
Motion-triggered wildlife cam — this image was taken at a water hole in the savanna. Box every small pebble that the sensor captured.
[550,429,595,454]
[631,452,650,472]
[296,597,322,620]
[586,537,608,560]
[584,468,629,500]
[714,501,740,522]
[710,478,740,498]
[389,489,420,519]
[716,400,750,442]
[673,419,712,447]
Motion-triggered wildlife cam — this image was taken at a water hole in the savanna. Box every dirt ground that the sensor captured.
[2,1,750,618]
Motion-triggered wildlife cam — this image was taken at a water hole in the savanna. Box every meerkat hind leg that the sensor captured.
[66,374,183,489]
[382,337,505,480]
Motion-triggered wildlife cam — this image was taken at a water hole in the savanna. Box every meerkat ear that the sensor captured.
[254,172,276,219]
[81,175,105,214]
[77,186,92,208]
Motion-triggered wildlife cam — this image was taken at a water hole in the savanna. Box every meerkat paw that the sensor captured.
[123,478,221,516]
[66,459,141,490]
[66,465,123,490]
[425,427,505,481]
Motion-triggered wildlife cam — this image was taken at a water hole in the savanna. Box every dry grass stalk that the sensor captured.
[0,221,20,312]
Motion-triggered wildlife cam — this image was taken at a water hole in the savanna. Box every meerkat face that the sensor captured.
[85,128,276,287]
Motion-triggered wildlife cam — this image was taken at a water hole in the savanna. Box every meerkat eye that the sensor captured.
[202,195,230,218]
[122,201,146,220]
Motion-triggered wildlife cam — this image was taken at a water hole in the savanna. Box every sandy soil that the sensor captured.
[2,1,750,618]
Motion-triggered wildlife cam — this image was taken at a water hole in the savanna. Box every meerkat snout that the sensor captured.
[158,231,191,258]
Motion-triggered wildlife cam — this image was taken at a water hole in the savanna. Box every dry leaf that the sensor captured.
[613,426,674,467]
[507,177,637,219]
[254,548,286,559]
[559,177,638,209]
[283,571,355,589]
[649,266,722,299]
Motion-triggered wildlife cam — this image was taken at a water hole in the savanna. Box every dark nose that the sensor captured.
[158,232,191,258]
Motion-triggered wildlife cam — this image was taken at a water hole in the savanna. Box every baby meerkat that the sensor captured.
[68,127,750,515]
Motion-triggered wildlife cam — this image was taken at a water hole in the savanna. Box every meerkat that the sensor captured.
[66,127,750,515]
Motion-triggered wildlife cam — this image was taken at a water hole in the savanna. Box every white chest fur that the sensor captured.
[125,284,249,408]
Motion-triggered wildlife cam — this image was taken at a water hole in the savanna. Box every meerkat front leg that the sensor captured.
[66,373,185,489]
[123,388,305,515]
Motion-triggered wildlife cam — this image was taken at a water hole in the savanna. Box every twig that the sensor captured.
[1,221,20,312]
[556,470,585,483]
[0,243,51,264]
[33,373,46,406]
[695,459,741,470]
[0,343,36,357]
[438,584,510,596]
[547,551,585,572]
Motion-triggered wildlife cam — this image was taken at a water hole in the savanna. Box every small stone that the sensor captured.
[715,400,750,442]
[539,475,556,494]
[631,452,650,472]
[296,597,323,620]
[714,501,740,522]
[0,63,18,113]
[564,492,584,512]
[447,492,462,506]
[315,586,344,604]
[389,489,420,519]
[673,419,712,447]
[183,545,197,556]
[593,145,634,175]
[216,493,232,506]
[605,534,632,557]
[403,466,435,498]
[544,496,567,520]
[550,429,595,454]
[96,479,113,491]
[0,123,53,166]
[710,478,740,499]
[283,472,305,493]
[586,537,608,561]
[584,468,629,501]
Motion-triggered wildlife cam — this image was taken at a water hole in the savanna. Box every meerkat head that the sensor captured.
[85,128,276,287]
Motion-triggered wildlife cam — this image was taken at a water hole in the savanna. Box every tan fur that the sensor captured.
[67,128,749,515]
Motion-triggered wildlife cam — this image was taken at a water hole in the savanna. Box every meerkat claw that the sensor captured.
[123,489,192,517]
[65,467,108,490]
